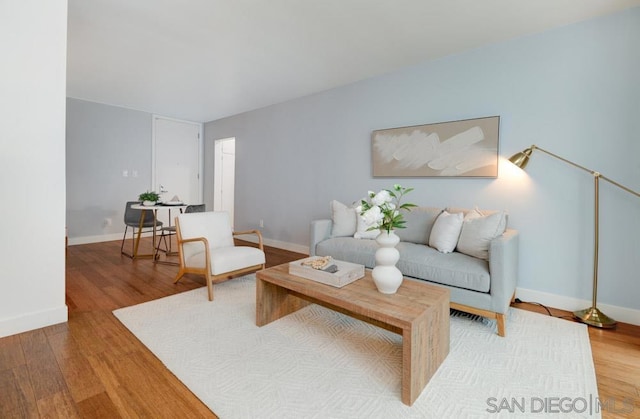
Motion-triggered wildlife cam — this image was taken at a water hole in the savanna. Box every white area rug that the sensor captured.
[113,275,599,418]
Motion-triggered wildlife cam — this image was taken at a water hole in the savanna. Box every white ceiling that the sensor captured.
[67,0,640,123]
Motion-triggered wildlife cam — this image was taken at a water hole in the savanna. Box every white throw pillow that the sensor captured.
[457,210,507,260]
[330,200,357,237]
[354,214,380,239]
[428,211,464,253]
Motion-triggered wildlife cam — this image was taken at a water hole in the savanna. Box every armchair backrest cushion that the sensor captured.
[178,211,234,261]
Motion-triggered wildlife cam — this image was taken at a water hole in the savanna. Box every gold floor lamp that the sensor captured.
[509,145,640,328]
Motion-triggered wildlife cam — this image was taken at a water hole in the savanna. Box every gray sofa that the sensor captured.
[309,206,519,336]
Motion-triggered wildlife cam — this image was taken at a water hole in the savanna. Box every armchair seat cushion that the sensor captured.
[186,246,266,275]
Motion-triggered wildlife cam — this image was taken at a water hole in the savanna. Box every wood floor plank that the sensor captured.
[0,336,25,372]
[0,364,39,418]
[19,330,68,401]
[75,391,122,419]
[66,313,109,358]
[36,390,80,419]
[66,270,119,312]
[83,311,140,357]
[43,322,71,338]
[84,350,150,417]
[47,329,106,403]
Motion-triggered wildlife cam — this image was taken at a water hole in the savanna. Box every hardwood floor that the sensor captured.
[1,238,638,418]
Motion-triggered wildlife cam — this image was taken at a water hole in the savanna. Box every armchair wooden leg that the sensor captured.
[205,272,214,301]
[174,269,185,284]
[496,313,506,337]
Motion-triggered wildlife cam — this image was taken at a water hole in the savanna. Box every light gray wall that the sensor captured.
[204,8,640,313]
[66,98,153,240]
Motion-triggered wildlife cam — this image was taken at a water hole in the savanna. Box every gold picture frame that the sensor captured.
[372,116,500,177]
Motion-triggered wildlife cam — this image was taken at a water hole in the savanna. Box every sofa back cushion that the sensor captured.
[330,200,356,237]
[395,206,443,244]
[450,208,508,260]
[428,211,464,253]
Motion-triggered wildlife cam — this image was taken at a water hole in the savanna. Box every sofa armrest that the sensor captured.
[309,219,332,256]
[488,228,519,314]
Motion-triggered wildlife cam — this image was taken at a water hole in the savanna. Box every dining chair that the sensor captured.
[120,201,163,258]
[174,211,265,301]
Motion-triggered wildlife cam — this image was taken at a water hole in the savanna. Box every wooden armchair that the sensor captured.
[174,211,266,300]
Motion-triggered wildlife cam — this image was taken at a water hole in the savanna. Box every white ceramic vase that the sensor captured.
[372,230,403,294]
[142,200,156,206]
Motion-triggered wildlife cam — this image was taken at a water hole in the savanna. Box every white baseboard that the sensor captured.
[69,231,154,246]
[0,305,68,338]
[235,234,309,255]
[516,287,640,326]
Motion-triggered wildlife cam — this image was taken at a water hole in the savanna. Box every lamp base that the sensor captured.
[573,307,617,328]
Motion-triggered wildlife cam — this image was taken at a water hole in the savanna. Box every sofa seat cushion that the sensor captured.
[397,242,490,293]
[316,238,490,293]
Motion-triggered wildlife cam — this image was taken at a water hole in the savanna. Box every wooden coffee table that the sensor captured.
[256,263,450,406]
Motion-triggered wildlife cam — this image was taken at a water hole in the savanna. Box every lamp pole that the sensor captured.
[572,172,616,328]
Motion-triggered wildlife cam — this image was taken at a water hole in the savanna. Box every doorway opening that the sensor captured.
[213,137,235,227]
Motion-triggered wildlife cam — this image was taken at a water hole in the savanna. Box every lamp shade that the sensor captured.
[508,147,533,169]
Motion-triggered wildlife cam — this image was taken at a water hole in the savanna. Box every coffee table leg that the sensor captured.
[402,303,449,405]
[256,276,309,326]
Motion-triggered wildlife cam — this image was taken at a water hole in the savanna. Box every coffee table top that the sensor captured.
[257,263,450,331]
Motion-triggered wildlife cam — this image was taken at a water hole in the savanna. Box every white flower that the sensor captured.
[358,184,415,233]
[371,190,392,206]
[362,205,383,226]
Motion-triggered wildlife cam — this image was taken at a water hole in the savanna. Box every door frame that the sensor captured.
[151,115,204,204]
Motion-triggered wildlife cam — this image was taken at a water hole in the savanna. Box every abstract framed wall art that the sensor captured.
[371,116,500,177]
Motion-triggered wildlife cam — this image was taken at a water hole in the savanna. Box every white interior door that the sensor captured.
[213,138,235,226]
[153,116,202,225]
